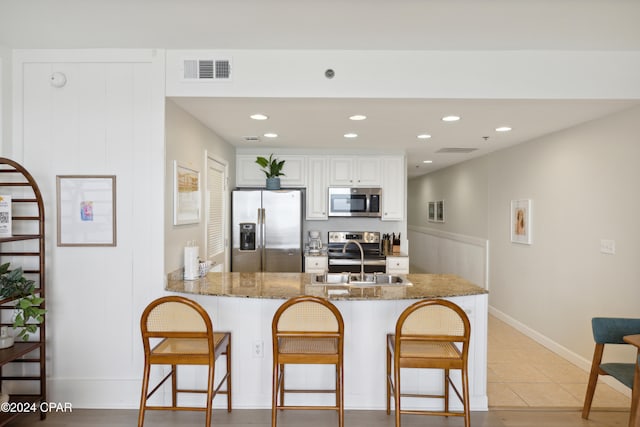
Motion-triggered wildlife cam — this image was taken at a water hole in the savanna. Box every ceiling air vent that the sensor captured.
[243,136,261,142]
[183,59,232,81]
[435,147,478,154]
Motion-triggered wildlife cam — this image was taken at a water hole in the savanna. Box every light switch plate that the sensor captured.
[600,239,616,255]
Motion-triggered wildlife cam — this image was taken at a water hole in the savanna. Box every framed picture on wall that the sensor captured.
[511,199,532,244]
[173,161,201,225]
[436,200,445,222]
[56,175,117,247]
[427,201,436,221]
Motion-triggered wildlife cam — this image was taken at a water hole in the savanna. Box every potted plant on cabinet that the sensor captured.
[0,262,45,343]
[255,154,286,190]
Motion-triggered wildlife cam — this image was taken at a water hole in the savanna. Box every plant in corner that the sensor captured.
[0,262,46,341]
[255,154,286,190]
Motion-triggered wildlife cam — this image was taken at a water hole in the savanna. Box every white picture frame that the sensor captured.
[436,200,445,222]
[427,201,436,222]
[511,199,532,244]
[173,161,201,225]
[56,175,117,247]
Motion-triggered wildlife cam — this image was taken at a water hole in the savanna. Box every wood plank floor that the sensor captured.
[5,407,631,426]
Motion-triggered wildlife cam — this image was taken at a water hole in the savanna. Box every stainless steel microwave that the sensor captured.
[328,187,382,217]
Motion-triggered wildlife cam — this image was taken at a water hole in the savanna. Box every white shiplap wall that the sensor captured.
[13,49,165,407]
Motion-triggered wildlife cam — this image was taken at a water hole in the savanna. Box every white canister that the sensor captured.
[184,246,200,280]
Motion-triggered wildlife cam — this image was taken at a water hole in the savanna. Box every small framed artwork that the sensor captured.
[436,200,445,222]
[427,202,436,222]
[173,161,201,225]
[511,199,532,244]
[56,175,117,247]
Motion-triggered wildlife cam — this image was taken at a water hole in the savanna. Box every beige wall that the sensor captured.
[408,105,640,363]
[488,105,640,358]
[408,157,489,238]
[164,99,236,273]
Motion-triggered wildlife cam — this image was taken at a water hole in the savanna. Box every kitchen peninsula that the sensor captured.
[166,272,488,412]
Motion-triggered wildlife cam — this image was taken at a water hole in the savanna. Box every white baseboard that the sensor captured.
[488,306,632,398]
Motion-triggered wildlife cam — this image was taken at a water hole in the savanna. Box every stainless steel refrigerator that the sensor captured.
[231,189,303,272]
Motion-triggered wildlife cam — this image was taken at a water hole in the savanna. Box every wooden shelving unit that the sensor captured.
[0,158,46,425]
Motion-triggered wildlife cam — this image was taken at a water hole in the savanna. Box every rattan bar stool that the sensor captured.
[138,295,231,427]
[386,299,471,427]
[271,295,344,427]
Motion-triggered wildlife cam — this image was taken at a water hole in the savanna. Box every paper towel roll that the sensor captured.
[184,246,199,280]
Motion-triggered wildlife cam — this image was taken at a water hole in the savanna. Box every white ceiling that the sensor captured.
[170,97,639,177]
[2,0,640,177]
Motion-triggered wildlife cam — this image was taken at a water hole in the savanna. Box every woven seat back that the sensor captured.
[146,300,208,333]
[401,304,465,336]
[277,301,339,332]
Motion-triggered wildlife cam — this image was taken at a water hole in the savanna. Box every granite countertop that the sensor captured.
[166,271,487,301]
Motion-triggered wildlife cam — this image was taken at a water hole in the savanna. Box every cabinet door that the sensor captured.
[306,157,328,220]
[329,157,354,186]
[305,256,328,273]
[386,256,409,274]
[355,157,382,186]
[279,156,306,186]
[236,155,265,187]
[381,156,405,221]
[236,155,306,187]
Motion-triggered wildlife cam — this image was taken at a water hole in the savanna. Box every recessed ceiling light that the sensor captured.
[344,133,358,138]
[349,114,367,121]
[250,113,268,120]
[423,160,433,164]
[417,134,432,140]
[442,115,461,122]
[263,133,278,138]
[495,126,512,132]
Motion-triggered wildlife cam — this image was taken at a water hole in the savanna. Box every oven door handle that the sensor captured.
[329,259,386,266]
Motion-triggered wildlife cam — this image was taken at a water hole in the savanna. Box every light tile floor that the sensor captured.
[488,314,631,409]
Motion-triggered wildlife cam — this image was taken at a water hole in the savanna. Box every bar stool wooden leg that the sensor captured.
[444,368,450,414]
[137,362,151,427]
[271,362,279,427]
[462,367,471,427]
[386,343,391,415]
[394,361,401,427]
[171,365,177,408]
[206,365,215,427]
[227,337,232,412]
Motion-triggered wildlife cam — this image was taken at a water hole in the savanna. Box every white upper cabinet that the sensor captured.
[329,156,381,186]
[381,155,405,221]
[306,157,328,220]
[236,154,306,187]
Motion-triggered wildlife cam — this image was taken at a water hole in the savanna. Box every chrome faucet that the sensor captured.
[342,239,365,282]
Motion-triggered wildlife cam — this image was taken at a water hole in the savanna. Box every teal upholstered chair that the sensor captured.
[582,317,640,419]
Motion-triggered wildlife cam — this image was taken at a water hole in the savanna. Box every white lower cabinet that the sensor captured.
[305,255,328,273]
[386,256,409,274]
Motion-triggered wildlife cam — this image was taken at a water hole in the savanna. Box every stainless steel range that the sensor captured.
[327,231,386,274]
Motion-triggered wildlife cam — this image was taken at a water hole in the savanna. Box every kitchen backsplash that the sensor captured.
[303,217,407,250]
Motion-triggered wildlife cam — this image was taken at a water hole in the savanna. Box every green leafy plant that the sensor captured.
[0,263,46,341]
[255,154,286,178]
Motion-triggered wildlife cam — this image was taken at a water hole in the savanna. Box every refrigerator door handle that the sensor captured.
[260,208,266,268]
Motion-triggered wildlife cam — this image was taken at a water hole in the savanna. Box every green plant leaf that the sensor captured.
[255,154,286,178]
[0,262,46,339]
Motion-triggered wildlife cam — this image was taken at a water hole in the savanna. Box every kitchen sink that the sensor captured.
[312,273,409,286]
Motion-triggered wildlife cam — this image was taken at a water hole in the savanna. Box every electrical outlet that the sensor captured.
[252,340,264,358]
[600,239,616,255]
